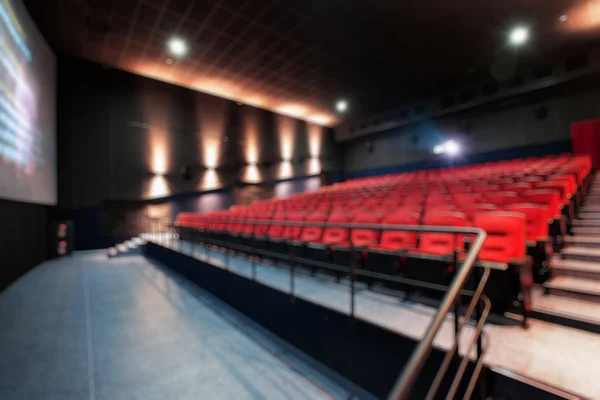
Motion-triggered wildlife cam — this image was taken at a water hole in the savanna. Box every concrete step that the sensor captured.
[531,287,600,334]
[572,226,600,235]
[572,219,600,227]
[544,276,600,303]
[577,212,600,220]
[564,235,600,248]
[581,205,600,213]
[552,257,600,280]
[562,246,600,262]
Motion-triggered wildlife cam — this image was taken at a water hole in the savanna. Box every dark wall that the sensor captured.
[0,199,48,291]
[341,81,600,176]
[57,56,338,210]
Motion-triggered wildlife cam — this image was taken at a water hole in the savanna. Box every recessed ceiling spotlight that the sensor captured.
[336,100,348,113]
[559,14,568,23]
[509,26,529,46]
[168,38,187,57]
[165,57,173,65]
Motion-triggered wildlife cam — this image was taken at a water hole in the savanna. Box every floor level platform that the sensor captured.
[146,236,599,399]
[0,251,370,400]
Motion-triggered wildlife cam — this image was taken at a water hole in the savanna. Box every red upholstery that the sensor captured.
[536,181,571,205]
[298,213,326,243]
[485,192,519,206]
[282,212,305,240]
[253,211,272,237]
[321,213,351,245]
[369,212,419,251]
[413,212,466,256]
[460,204,497,221]
[521,190,562,219]
[474,212,526,263]
[505,204,549,242]
[267,212,286,239]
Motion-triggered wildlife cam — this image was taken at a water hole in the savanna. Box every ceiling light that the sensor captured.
[168,38,187,57]
[165,58,173,65]
[509,27,529,46]
[336,100,348,113]
[559,15,568,23]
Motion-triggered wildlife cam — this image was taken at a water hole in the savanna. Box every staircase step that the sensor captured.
[562,246,600,262]
[577,212,600,220]
[564,235,600,248]
[531,295,600,334]
[571,226,600,236]
[572,219,600,227]
[544,276,600,302]
[581,205,600,213]
[552,257,600,279]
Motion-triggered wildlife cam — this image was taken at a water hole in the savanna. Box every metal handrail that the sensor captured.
[158,216,490,398]
[424,268,491,400]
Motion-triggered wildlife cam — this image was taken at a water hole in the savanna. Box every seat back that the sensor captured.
[502,183,532,194]
[299,213,326,243]
[521,190,561,219]
[419,212,466,255]
[460,204,497,221]
[267,212,286,239]
[254,211,271,237]
[474,212,526,263]
[350,213,382,247]
[321,213,351,244]
[378,212,420,250]
[485,191,519,206]
[505,204,549,243]
[242,211,257,235]
[282,212,305,240]
[536,181,570,204]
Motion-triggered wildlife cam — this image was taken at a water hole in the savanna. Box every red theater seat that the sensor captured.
[473,212,526,264]
[410,212,466,257]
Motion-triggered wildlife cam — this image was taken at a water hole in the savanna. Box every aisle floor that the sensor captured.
[0,251,365,400]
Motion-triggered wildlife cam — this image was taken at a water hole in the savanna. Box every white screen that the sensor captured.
[0,0,55,205]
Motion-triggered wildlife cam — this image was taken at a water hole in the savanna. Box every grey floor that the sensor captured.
[0,250,369,400]
[149,236,600,399]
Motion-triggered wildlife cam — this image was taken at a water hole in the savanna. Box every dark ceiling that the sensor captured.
[23,0,600,125]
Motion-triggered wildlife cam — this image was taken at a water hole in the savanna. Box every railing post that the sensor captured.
[290,242,296,299]
[467,236,487,400]
[350,245,356,319]
[453,235,460,347]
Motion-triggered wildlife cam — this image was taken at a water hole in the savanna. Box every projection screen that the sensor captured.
[0,0,56,205]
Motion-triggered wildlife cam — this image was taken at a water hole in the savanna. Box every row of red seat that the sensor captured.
[175,153,592,319]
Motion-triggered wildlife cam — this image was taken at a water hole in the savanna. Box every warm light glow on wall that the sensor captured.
[119,61,338,126]
[277,104,307,118]
[308,123,323,157]
[196,97,227,169]
[199,168,221,191]
[277,115,295,161]
[243,108,260,164]
[141,82,172,175]
[151,143,168,175]
[561,1,600,33]
[308,157,321,175]
[148,175,170,198]
[243,164,261,183]
[278,161,294,179]
[307,115,333,125]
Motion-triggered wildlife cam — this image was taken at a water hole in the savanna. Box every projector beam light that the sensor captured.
[433,140,460,156]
